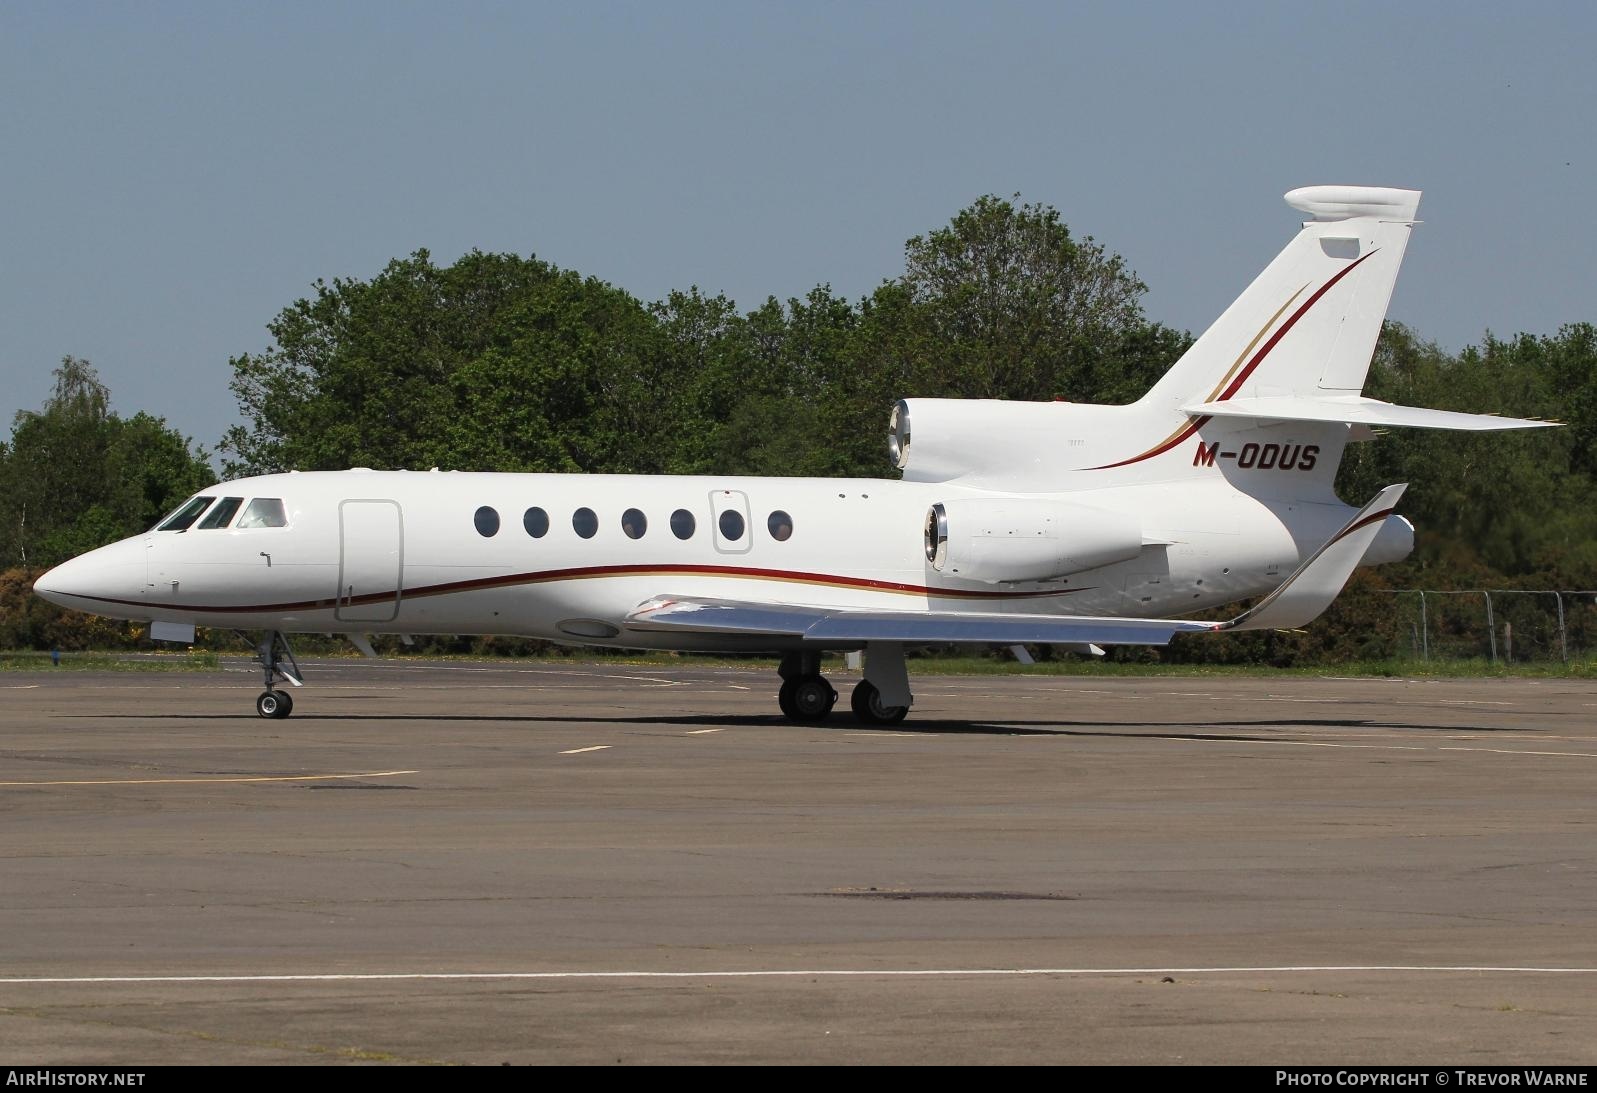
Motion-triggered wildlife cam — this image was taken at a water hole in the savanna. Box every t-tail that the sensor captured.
[891,185,1552,494]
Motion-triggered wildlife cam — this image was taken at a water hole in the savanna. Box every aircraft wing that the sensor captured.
[1182,395,1556,431]
[625,597,1209,646]
[626,484,1408,645]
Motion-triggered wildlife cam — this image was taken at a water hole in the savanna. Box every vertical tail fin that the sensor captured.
[1140,186,1421,414]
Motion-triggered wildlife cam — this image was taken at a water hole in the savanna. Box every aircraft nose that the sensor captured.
[32,540,145,613]
[33,554,95,608]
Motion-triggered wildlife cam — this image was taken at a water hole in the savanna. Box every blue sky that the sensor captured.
[2,1,1592,459]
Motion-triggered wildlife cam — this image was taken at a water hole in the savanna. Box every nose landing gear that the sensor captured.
[247,630,303,719]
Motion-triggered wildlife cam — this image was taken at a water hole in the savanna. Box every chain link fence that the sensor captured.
[1384,590,1597,663]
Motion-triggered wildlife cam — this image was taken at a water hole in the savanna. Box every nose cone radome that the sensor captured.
[32,539,145,616]
[32,557,82,607]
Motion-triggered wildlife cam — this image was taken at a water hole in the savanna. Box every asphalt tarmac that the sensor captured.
[2,659,1596,1065]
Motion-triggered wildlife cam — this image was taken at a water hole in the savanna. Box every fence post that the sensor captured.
[1419,590,1428,661]
[1555,592,1568,663]
[1485,591,1496,664]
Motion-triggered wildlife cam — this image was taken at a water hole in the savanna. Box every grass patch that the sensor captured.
[0,650,221,672]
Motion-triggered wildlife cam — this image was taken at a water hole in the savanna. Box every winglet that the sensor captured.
[1220,484,1407,632]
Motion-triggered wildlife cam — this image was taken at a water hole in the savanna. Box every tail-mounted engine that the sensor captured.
[924,497,1145,584]
[890,397,1098,485]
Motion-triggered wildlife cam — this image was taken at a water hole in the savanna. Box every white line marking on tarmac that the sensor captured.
[686,729,724,735]
[1439,746,1597,759]
[559,745,612,755]
[0,770,419,787]
[5,965,1596,987]
[4,684,42,689]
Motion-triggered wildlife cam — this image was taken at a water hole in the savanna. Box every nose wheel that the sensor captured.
[256,689,294,719]
[245,630,303,718]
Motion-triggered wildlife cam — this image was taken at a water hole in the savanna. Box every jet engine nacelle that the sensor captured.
[924,498,1145,583]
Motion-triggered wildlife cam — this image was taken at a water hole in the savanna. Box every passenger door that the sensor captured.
[336,500,403,622]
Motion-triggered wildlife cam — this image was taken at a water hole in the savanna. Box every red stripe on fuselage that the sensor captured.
[67,563,1093,617]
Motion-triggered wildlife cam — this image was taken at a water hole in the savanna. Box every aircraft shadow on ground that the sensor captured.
[105,712,1532,736]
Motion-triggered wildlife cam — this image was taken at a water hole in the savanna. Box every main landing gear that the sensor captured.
[850,679,909,725]
[776,644,912,725]
[247,630,303,719]
[777,651,837,722]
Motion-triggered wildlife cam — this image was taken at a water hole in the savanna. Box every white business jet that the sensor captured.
[34,186,1552,722]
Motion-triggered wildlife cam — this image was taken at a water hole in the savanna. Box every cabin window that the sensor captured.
[622,508,647,539]
[474,506,500,537]
[767,510,793,541]
[718,509,746,541]
[523,507,549,538]
[196,497,244,530]
[573,507,598,539]
[236,498,288,528]
[671,509,696,540]
[158,496,215,532]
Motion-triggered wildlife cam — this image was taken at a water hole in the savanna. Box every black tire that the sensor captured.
[851,679,908,724]
[777,679,799,719]
[256,690,288,719]
[789,676,836,722]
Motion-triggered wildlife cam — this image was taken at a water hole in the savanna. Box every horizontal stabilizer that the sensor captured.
[1183,395,1556,431]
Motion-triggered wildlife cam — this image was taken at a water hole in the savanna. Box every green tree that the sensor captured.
[887,193,1153,402]
[224,250,675,476]
[0,358,212,571]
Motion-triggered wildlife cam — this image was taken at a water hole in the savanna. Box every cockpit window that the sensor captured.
[236,498,288,528]
[197,497,244,530]
[158,496,215,532]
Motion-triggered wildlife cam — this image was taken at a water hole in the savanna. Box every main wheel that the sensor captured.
[788,675,837,722]
[256,690,293,719]
[851,679,908,724]
[777,679,799,719]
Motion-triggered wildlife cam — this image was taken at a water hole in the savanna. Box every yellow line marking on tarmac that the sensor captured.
[0,770,419,787]
[559,745,612,755]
